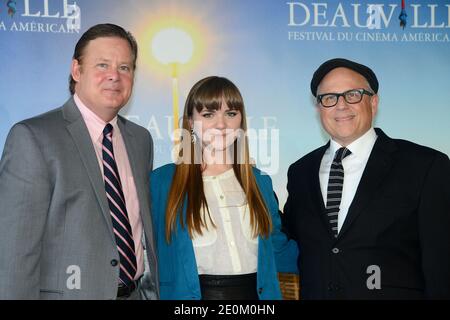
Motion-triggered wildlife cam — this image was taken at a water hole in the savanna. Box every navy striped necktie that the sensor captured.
[325,147,352,238]
[102,123,137,287]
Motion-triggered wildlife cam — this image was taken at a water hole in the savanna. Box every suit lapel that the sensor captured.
[63,98,115,241]
[338,129,396,239]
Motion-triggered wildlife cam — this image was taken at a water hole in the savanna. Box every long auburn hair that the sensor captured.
[165,76,272,242]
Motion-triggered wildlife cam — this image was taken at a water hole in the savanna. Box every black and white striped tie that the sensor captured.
[102,124,137,287]
[325,147,351,238]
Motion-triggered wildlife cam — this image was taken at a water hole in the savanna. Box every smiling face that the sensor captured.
[191,100,242,152]
[317,67,378,146]
[71,36,134,121]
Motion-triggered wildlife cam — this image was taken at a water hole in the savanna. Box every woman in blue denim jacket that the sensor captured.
[150,76,298,300]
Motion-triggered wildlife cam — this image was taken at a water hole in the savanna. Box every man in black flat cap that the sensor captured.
[283,58,450,299]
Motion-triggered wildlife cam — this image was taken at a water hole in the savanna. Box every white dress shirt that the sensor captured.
[319,128,378,233]
[192,168,258,275]
[74,94,144,279]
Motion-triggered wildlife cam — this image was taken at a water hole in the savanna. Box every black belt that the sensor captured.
[117,280,137,298]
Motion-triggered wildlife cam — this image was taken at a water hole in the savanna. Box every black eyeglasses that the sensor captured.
[317,88,374,108]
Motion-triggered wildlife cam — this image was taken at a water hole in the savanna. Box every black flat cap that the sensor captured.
[310,58,378,97]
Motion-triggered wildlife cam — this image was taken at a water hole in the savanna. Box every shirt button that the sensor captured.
[220,195,224,199]
[110,259,118,266]
[332,248,340,254]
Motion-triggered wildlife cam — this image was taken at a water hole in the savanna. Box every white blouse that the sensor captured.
[192,168,258,275]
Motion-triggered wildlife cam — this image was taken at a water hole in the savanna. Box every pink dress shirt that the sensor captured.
[74,94,144,280]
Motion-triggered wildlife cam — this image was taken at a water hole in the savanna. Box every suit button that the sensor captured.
[332,248,340,254]
[258,288,263,294]
[111,259,118,266]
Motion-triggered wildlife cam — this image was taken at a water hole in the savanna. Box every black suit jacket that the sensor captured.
[283,128,450,299]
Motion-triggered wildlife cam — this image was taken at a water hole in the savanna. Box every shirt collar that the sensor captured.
[73,93,119,142]
[329,127,378,160]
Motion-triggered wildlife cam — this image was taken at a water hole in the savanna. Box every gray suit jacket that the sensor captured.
[0,98,159,299]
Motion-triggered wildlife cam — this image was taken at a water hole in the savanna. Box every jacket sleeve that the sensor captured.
[282,164,298,241]
[261,174,299,274]
[149,165,174,247]
[418,152,450,299]
[0,123,51,299]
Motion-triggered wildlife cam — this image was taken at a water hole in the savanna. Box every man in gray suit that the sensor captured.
[0,24,159,299]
